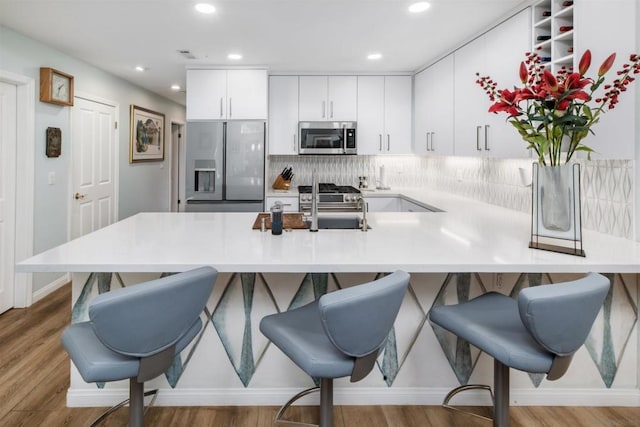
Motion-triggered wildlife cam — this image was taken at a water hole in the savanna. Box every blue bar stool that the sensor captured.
[61,266,217,427]
[429,272,610,427]
[260,271,410,427]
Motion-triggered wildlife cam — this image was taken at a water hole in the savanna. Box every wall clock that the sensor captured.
[40,67,74,106]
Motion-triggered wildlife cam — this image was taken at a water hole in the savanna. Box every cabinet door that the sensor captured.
[384,76,412,154]
[427,56,455,155]
[186,69,227,120]
[454,36,487,157]
[364,197,401,212]
[484,8,532,158]
[227,70,268,120]
[265,196,299,212]
[574,0,635,159]
[299,76,328,121]
[328,76,357,121]
[413,69,430,154]
[269,76,299,155]
[357,76,385,154]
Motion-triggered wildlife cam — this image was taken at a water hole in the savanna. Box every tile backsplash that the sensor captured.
[268,155,634,239]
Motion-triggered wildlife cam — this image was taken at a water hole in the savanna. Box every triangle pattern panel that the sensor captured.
[429,273,488,385]
[211,273,279,387]
[584,273,638,388]
[375,277,427,386]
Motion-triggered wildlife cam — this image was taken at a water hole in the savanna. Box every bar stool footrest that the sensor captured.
[442,383,495,423]
[90,388,159,427]
[275,386,321,427]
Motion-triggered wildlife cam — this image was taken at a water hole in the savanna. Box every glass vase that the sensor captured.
[539,164,572,232]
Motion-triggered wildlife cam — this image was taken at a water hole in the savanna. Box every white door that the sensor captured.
[327,76,357,121]
[357,76,385,154]
[227,69,267,119]
[383,76,412,154]
[0,81,17,314]
[71,97,117,239]
[186,69,227,120]
[299,76,328,121]
[268,76,299,155]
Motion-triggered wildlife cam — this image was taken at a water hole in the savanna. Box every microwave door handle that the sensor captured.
[343,126,347,153]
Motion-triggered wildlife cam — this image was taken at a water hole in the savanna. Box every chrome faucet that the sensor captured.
[359,196,368,232]
[310,171,318,232]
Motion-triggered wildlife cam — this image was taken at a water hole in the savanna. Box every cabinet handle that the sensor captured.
[322,101,326,118]
[476,126,482,151]
[229,97,232,118]
[431,132,435,151]
[293,134,296,153]
[220,97,224,118]
[330,101,334,118]
[426,132,429,152]
[387,134,390,151]
[484,125,490,151]
[379,134,382,152]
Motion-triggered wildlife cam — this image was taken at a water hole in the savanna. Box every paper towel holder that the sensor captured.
[376,165,391,190]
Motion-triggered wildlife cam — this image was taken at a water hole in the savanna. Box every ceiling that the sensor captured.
[0,0,530,105]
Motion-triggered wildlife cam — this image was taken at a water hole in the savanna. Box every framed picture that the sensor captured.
[46,127,62,158]
[129,104,165,163]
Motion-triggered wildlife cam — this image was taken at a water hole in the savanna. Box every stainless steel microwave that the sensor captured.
[298,121,357,155]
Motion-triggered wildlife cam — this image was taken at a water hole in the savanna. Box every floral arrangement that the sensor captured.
[476,50,640,166]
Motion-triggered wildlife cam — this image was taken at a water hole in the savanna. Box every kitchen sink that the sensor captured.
[305,216,371,230]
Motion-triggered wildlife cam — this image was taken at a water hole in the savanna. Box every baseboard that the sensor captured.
[66,387,640,408]
[32,273,70,303]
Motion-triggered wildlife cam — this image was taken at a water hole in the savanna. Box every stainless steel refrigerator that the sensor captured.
[185,121,265,212]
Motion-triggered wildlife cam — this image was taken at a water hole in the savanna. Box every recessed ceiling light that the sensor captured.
[227,53,243,60]
[195,3,215,14]
[171,84,181,91]
[408,2,431,13]
[367,53,382,60]
[135,66,145,72]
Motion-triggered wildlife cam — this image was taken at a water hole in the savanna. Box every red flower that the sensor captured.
[543,69,558,92]
[578,50,591,76]
[519,62,528,84]
[598,53,616,76]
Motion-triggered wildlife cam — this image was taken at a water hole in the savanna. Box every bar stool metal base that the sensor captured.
[275,378,334,427]
[441,360,511,427]
[89,386,159,427]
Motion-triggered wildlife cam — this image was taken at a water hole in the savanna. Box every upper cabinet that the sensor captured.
[268,76,299,155]
[413,55,454,155]
[572,0,635,159]
[357,75,412,154]
[299,76,357,121]
[186,69,267,120]
[454,8,532,158]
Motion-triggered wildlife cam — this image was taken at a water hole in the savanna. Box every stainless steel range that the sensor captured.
[298,183,362,212]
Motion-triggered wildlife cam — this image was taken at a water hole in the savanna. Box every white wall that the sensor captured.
[0,25,186,292]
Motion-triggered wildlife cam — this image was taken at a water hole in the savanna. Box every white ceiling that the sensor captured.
[0,0,530,105]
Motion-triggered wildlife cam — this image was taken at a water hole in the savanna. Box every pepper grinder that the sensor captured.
[270,201,283,235]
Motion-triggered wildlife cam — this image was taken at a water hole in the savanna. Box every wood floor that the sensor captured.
[1,283,639,426]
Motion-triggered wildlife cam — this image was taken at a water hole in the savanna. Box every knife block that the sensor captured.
[272,174,291,190]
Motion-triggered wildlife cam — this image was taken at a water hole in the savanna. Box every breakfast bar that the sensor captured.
[17,190,640,409]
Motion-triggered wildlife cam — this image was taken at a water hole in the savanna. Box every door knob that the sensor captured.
[74,192,86,200]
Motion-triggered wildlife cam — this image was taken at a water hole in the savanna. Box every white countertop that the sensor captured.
[17,189,640,274]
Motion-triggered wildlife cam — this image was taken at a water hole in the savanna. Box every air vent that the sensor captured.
[177,50,197,60]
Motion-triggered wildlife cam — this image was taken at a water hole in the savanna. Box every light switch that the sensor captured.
[48,172,56,185]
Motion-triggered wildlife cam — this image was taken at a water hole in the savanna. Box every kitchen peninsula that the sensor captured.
[17,189,640,409]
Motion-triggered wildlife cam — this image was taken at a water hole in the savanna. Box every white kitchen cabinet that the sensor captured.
[413,56,454,155]
[454,9,532,158]
[299,76,357,121]
[399,199,432,212]
[573,0,635,159]
[268,76,299,155]
[363,197,401,212]
[265,196,299,212]
[357,76,412,154]
[186,69,267,120]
